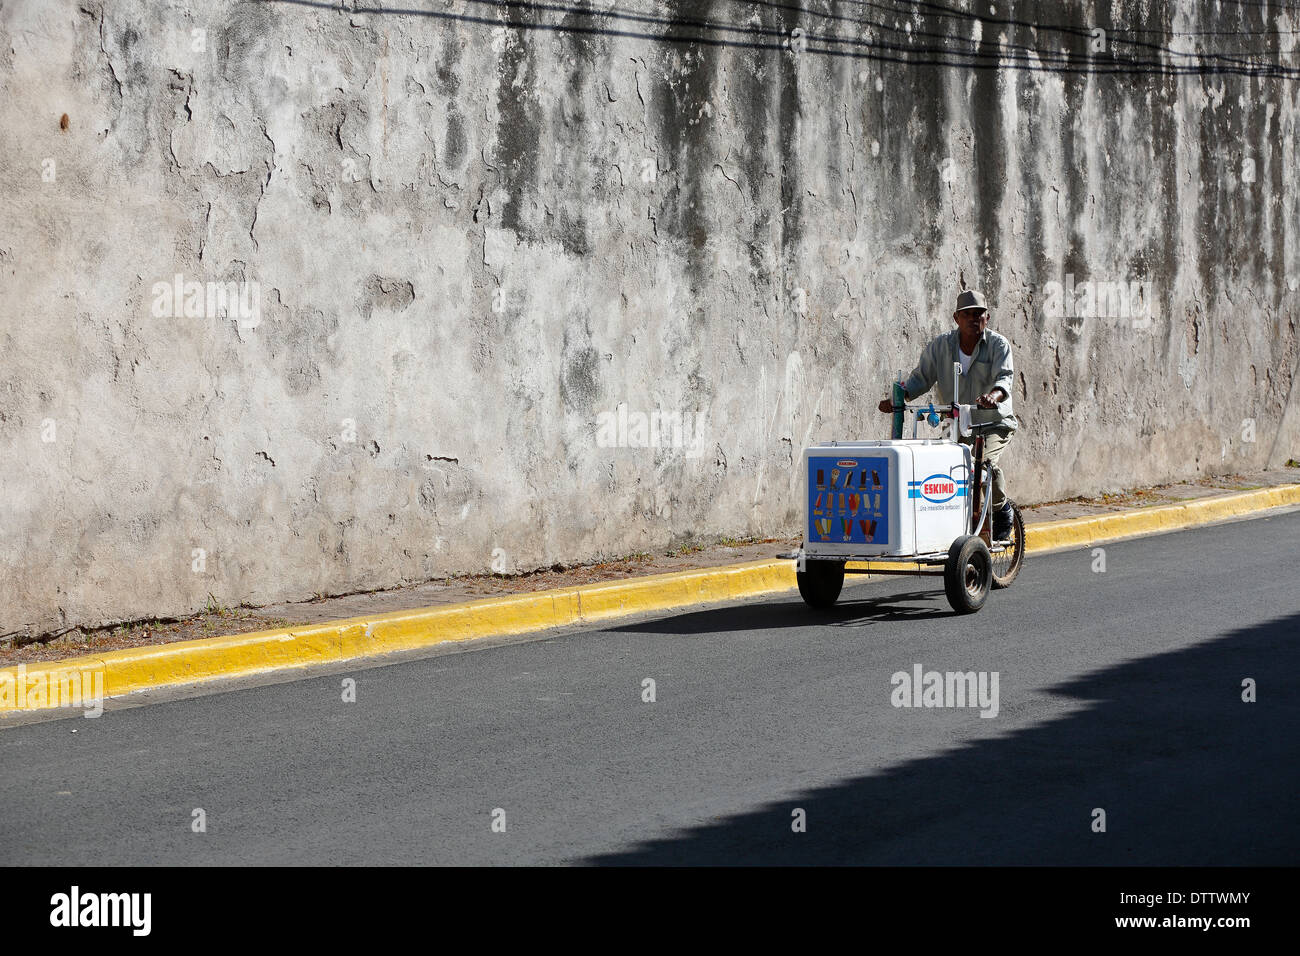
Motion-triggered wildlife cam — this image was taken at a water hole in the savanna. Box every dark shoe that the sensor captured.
[992,502,1014,540]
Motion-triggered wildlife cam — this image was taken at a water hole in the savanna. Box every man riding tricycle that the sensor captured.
[782,289,1024,614]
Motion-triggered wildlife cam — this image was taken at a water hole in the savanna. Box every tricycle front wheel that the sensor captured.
[944,535,991,614]
[991,499,1025,589]
[797,559,845,609]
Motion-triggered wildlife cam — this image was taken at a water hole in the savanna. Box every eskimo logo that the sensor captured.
[50,886,151,936]
[836,459,858,467]
[909,474,963,503]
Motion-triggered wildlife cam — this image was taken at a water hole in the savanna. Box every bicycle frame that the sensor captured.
[969,431,989,538]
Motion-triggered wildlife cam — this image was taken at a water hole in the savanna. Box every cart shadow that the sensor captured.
[584,610,1300,865]
[812,588,953,626]
[611,588,952,635]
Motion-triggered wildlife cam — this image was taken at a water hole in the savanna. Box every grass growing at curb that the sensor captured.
[0,608,295,663]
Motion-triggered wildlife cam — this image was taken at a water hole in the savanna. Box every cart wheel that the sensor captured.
[991,499,1025,589]
[944,535,991,614]
[797,559,845,609]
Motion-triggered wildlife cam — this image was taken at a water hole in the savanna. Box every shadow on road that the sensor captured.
[613,587,954,634]
[587,611,1300,865]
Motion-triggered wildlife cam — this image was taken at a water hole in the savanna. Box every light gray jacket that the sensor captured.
[903,328,1018,433]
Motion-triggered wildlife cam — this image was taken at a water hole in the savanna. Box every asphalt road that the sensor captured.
[2,510,1297,865]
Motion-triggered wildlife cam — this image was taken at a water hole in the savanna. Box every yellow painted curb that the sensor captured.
[0,559,798,714]
[1025,484,1300,554]
[3,483,1297,713]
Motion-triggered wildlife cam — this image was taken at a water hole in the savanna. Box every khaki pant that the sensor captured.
[961,430,1012,510]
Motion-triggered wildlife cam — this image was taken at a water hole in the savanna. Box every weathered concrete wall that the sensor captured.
[2,0,1297,636]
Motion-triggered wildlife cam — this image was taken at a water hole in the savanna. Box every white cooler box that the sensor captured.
[802,440,973,558]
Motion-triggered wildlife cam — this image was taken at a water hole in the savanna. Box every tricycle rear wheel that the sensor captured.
[797,559,845,609]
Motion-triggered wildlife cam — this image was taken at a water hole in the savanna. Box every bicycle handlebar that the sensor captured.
[880,401,1005,441]
[884,403,1001,417]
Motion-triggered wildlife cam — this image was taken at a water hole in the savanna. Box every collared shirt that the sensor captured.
[903,327,1018,433]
